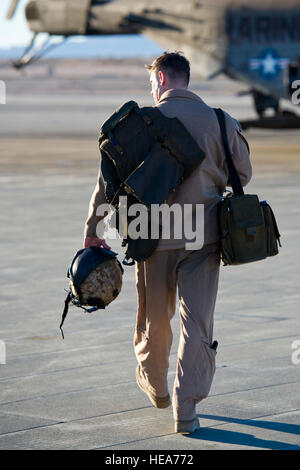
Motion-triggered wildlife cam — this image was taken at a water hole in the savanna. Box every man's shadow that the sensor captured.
[184,414,300,450]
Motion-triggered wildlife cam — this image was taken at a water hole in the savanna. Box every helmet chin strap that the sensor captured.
[59,290,106,340]
[59,291,72,340]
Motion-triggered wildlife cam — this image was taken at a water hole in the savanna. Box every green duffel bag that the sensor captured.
[215,108,281,266]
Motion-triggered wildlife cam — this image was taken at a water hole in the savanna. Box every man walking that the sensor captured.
[84,52,252,434]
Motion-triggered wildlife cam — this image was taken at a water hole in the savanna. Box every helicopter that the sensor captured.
[6,0,300,129]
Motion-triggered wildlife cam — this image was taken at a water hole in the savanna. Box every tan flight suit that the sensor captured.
[84,89,252,421]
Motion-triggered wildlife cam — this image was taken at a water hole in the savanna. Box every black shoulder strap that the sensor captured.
[214,108,244,197]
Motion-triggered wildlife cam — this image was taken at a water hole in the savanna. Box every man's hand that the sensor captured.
[84,236,111,250]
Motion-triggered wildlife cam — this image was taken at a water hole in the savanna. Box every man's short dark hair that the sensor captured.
[145,51,190,85]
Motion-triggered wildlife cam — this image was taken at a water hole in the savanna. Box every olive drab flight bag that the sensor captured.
[98,101,205,265]
[214,108,281,266]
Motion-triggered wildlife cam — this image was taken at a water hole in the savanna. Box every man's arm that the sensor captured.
[84,169,111,249]
[228,119,252,188]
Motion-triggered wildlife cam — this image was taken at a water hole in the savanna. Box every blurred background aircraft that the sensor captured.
[3,0,300,128]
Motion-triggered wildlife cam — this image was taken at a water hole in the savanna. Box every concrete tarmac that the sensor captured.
[0,60,299,450]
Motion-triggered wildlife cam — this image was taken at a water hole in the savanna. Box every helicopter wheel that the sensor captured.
[252,90,280,117]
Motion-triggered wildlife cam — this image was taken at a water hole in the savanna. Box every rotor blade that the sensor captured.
[6,0,20,19]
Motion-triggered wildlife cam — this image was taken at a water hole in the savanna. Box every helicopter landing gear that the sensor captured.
[252,90,280,118]
[240,88,300,129]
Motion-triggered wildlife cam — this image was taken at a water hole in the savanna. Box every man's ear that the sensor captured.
[158,70,166,86]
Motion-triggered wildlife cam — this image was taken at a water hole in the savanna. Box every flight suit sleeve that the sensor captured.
[229,119,252,187]
[84,169,109,239]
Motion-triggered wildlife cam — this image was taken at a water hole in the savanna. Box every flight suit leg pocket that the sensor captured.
[194,339,218,399]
